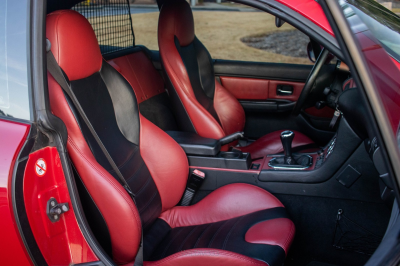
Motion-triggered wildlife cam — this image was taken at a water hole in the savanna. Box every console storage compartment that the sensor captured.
[188,151,251,170]
[167,131,251,170]
[167,131,221,156]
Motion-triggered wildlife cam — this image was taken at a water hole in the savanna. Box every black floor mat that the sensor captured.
[333,209,383,255]
[306,262,339,266]
[278,194,391,266]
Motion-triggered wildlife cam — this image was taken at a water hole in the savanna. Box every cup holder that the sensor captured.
[219,151,242,159]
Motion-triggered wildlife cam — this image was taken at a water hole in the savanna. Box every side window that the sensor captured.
[192,3,312,64]
[129,2,159,50]
[0,0,32,120]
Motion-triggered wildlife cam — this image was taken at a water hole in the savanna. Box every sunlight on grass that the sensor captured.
[130,11,312,64]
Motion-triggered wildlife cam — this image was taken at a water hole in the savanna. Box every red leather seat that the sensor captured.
[107,48,180,131]
[46,10,295,266]
[158,0,315,158]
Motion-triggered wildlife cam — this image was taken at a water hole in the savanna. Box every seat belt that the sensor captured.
[46,39,144,266]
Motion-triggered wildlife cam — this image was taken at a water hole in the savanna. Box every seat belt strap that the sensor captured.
[46,39,143,265]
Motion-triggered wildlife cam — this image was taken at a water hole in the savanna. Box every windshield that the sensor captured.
[340,0,400,62]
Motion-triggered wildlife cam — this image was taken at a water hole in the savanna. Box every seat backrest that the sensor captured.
[46,10,188,265]
[158,0,245,140]
[108,48,179,131]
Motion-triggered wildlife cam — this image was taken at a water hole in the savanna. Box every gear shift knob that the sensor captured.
[280,130,295,164]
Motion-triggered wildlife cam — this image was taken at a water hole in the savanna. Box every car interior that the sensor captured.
[38,0,396,265]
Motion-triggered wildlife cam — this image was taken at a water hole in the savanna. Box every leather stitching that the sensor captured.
[132,169,152,196]
[193,223,213,248]
[125,158,145,182]
[160,227,186,258]
[207,220,229,248]
[138,189,158,213]
[178,226,198,252]
[222,216,245,249]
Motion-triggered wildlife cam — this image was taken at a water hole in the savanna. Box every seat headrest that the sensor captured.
[46,10,102,81]
[159,0,195,47]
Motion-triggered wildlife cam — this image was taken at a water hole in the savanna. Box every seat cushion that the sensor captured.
[238,130,316,159]
[144,184,294,266]
[144,249,268,266]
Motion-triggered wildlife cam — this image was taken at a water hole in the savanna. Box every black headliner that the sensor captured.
[47,0,84,13]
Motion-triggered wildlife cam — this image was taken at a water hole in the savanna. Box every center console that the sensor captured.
[167,117,361,188]
[166,131,251,170]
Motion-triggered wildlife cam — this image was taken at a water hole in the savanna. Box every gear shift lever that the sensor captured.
[280,130,295,164]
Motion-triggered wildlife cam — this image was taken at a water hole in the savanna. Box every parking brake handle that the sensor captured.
[219,132,244,146]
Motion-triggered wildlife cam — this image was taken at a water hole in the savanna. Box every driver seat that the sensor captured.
[158,0,315,158]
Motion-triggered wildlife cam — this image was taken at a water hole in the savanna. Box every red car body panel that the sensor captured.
[276,0,334,36]
[23,146,98,265]
[0,119,32,266]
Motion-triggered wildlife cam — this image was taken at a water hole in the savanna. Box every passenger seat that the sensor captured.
[108,47,179,131]
[46,10,295,266]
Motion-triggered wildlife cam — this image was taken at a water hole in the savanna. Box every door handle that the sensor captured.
[277,85,294,95]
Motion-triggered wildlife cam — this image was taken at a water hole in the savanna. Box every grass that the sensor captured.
[392,8,400,13]
[130,11,312,64]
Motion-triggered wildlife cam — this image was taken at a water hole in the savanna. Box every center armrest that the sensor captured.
[166,131,221,156]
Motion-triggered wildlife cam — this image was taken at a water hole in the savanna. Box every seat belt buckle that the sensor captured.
[180,169,205,206]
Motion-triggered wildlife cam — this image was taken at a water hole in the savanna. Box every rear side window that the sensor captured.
[72,0,135,56]
[0,0,31,121]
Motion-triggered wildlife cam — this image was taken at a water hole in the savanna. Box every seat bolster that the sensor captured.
[139,114,189,212]
[159,183,283,228]
[48,73,141,265]
[238,130,315,159]
[214,79,246,136]
[143,249,268,266]
[245,218,295,255]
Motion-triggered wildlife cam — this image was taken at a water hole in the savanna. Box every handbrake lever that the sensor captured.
[219,132,244,146]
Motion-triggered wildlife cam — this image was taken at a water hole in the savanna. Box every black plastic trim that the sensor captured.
[259,118,361,183]
[166,131,221,156]
[214,61,312,82]
[188,151,251,170]
[319,0,400,204]
[73,262,105,266]
[240,100,295,113]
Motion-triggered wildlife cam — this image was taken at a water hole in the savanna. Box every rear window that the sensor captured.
[72,0,135,55]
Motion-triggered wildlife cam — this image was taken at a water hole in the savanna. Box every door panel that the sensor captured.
[219,76,306,102]
[269,80,304,101]
[214,60,335,143]
[219,76,269,100]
